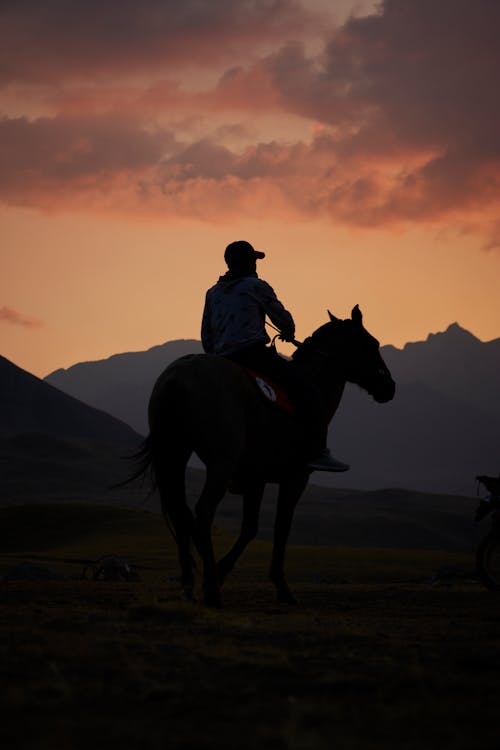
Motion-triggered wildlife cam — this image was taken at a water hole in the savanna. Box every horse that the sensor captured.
[138,305,395,607]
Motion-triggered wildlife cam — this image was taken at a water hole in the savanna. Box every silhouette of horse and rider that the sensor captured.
[137,240,396,606]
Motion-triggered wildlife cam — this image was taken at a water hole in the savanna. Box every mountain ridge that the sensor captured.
[42,323,500,494]
[46,338,202,380]
[1,338,493,547]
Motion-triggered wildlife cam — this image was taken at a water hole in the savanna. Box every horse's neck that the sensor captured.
[325,380,346,423]
[294,353,346,424]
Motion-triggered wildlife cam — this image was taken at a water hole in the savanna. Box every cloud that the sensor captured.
[0,115,176,177]
[0,114,177,206]
[1,0,500,245]
[0,111,498,243]
[0,306,44,328]
[0,0,322,85]
[257,1,500,219]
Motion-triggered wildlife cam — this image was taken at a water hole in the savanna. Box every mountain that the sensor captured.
[1,354,140,444]
[46,340,202,434]
[43,327,500,494]
[322,323,500,493]
[0,354,142,503]
[323,380,499,494]
[383,323,500,419]
[1,352,482,552]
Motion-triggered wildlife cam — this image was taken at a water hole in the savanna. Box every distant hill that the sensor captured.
[0,354,142,503]
[46,340,202,434]
[218,483,479,553]
[324,323,500,493]
[44,327,500,494]
[1,351,483,552]
[0,432,139,503]
[0,439,479,553]
[383,323,500,418]
[324,380,499,495]
[1,354,140,445]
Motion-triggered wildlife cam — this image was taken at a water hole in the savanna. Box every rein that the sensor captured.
[266,320,303,348]
[266,320,339,362]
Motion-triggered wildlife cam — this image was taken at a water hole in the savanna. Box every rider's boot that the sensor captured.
[307,448,350,472]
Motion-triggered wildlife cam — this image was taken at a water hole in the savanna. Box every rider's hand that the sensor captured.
[280,327,296,343]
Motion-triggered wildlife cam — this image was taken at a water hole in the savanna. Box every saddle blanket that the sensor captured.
[243,368,294,414]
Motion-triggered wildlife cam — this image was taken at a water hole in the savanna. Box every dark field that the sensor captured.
[1,504,500,750]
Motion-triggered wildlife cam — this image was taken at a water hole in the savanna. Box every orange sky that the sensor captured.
[2,0,500,377]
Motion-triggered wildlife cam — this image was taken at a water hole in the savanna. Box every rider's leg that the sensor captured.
[270,358,350,472]
[227,345,349,472]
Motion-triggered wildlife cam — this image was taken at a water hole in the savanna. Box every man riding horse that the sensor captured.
[135,242,394,605]
[201,240,349,472]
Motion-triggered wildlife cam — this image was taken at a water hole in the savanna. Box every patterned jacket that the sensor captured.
[201,273,295,355]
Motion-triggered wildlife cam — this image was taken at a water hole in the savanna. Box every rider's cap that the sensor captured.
[224,240,265,267]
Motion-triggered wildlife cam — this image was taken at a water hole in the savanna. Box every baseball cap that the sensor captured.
[224,240,265,267]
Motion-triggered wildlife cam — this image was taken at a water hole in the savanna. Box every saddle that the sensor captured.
[242,367,294,414]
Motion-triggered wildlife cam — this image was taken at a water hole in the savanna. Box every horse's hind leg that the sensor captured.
[195,466,229,607]
[217,480,265,586]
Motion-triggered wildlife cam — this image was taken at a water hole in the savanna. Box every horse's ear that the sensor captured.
[327,310,340,323]
[351,305,363,326]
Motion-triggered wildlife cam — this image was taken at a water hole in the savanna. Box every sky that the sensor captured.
[1,0,500,377]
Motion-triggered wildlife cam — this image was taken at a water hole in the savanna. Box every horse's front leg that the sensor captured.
[270,472,310,605]
[217,479,265,586]
[195,467,228,607]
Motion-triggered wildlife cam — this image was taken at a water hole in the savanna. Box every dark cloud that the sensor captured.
[0,115,176,203]
[0,0,320,84]
[1,0,499,243]
[0,306,43,328]
[261,1,500,219]
[161,139,306,181]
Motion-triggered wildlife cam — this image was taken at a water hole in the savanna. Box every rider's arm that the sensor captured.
[201,294,215,353]
[254,280,295,342]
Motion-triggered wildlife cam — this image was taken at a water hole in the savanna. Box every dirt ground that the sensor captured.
[1,505,500,750]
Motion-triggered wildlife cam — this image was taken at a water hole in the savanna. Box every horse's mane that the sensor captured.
[292,319,348,364]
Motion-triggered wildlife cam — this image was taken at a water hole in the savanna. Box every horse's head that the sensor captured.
[296,305,395,403]
[332,305,395,402]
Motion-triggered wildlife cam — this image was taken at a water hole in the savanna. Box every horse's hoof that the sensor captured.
[276,588,298,606]
[216,562,230,586]
[202,581,223,607]
[181,587,195,602]
[204,594,223,609]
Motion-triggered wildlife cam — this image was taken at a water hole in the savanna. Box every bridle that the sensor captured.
[267,320,389,385]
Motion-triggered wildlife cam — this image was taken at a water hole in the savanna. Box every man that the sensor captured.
[201,240,349,472]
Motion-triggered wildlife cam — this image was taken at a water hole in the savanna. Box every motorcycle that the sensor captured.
[475,474,500,590]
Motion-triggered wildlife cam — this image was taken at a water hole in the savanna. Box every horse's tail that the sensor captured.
[117,372,194,548]
[109,435,155,490]
[112,431,188,544]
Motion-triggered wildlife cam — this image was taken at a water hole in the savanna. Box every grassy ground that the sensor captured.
[1,504,499,749]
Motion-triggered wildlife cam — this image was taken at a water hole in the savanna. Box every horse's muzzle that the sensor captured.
[373,377,396,403]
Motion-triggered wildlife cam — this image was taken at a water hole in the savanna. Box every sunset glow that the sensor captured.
[2,0,500,377]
